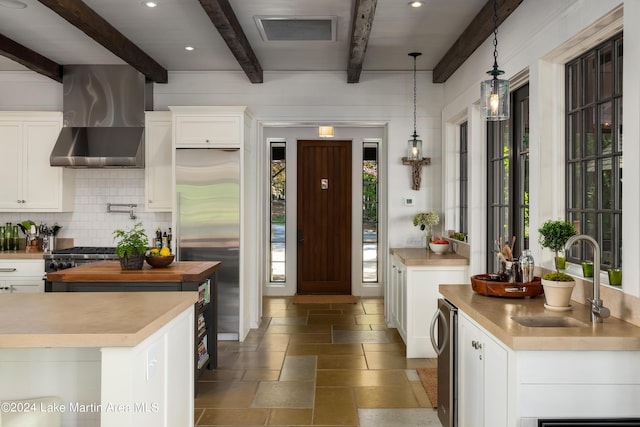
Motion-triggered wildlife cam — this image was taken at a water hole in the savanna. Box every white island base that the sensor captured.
[0,292,196,427]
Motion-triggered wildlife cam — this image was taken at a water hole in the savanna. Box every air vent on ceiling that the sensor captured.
[254,16,337,41]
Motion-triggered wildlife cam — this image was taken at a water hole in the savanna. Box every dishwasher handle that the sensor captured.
[430,307,449,356]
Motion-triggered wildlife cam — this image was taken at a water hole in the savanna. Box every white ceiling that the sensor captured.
[0,0,486,77]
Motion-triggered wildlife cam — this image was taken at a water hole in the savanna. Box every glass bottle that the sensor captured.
[5,223,12,251]
[11,225,19,251]
[0,226,5,251]
[519,249,535,283]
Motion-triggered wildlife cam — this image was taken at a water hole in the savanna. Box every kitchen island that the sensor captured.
[46,261,221,390]
[0,291,196,427]
[440,285,640,426]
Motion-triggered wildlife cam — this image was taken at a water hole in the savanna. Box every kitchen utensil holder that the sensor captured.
[107,203,137,220]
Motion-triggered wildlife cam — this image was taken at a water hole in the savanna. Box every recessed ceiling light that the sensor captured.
[0,0,27,9]
[408,1,423,7]
[185,46,195,51]
[142,1,157,8]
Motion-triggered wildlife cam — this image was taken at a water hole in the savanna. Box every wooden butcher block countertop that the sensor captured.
[47,261,221,283]
[440,285,640,351]
[0,291,197,348]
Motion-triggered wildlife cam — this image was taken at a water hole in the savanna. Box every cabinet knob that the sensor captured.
[205,139,210,143]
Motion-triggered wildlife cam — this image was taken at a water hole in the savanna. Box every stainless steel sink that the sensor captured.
[511,316,589,328]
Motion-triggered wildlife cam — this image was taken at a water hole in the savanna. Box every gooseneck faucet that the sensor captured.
[565,235,610,323]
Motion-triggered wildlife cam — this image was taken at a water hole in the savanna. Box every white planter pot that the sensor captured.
[541,278,576,309]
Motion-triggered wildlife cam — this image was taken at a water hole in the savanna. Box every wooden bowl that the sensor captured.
[145,255,174,268]
[470,274,543,298]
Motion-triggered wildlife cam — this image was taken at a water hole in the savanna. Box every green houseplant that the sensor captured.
[113,222,149,270]
[413,211,439,245]
[538,219,577,309]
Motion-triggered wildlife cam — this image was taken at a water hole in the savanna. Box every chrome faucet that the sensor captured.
[565,235,610,323]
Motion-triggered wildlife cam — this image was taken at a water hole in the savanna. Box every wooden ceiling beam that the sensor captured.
[37,0,168,83]
[0,33,62,82]
[347,0,377,84]
[432,0,523,84]
[198,0,263,84]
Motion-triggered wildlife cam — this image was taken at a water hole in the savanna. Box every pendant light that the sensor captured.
[407,52,422,160]
[402,52,431,191]
[480,0,509,121]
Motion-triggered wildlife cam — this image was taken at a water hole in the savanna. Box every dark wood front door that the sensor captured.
[297,140,352,294]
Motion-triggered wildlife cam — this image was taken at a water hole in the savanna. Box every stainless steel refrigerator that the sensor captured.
[176,148,240,340]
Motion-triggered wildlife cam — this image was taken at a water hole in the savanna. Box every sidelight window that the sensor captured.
[565,33,623,269]
[362,142,379,282]
[270,142,286,282]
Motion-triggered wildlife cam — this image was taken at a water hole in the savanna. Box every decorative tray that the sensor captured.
[470,274,543,298]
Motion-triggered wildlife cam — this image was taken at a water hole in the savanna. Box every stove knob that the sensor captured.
[48,262,57,271]
[65,262,74,269]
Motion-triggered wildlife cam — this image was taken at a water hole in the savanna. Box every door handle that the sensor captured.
[297,229,304,246]
[430,308,449,356]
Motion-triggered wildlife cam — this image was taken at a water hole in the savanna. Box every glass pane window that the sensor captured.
[270,142,286,282]
[362,143,379,282]
[362,143,378,282]
[565,33,623,270]
[487,84,529,272]
[459,122,468,236]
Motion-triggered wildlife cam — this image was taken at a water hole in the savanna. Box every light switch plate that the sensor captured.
[404,197,414,206]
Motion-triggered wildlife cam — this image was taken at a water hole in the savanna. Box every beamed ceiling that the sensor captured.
[0,0,522,84]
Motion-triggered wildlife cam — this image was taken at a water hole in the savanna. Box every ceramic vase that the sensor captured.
[541,278,576,310]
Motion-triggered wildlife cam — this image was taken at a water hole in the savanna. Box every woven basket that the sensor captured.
[119,254,145,270]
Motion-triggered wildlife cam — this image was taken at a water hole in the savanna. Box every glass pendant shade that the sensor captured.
[407,135,422,160]
[481,76,509,121]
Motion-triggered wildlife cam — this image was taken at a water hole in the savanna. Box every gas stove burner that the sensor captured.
[52,246,117,255]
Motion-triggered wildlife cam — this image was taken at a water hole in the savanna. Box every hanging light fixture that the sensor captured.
[402,52,431,191]
[480,0,509,121]
[407,52,423,160]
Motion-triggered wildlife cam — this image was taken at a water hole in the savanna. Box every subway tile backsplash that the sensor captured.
[0,170,171,247]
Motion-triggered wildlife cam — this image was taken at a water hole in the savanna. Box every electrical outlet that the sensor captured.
[406,237,421,246]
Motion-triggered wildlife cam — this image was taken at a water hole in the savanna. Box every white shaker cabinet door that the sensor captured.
[458,312,508,427]
[0,122,22,209]
[22,120,67,210]
[145,112,173,212]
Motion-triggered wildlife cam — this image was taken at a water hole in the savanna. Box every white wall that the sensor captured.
[441,1,640,300]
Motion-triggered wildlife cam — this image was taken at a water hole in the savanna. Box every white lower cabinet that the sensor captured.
[388,254,468,357]
[457,308,640,426]
[458,311,508,427]
[0,260,44,293]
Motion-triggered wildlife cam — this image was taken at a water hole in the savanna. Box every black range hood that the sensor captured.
[50,65,152,168]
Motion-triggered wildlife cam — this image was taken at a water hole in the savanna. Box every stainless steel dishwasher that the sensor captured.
[430,298,458,427]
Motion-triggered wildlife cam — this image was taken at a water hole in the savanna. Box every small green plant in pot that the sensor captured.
[538,219,577,308]
[538,219,577,276]
[113,222,149,270]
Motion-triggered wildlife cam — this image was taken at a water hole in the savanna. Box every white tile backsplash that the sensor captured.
[0,170,171,247]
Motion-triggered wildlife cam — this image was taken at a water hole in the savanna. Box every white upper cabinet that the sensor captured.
[0,112,74,212]
[145,111,173,212]
[171,106,249,148]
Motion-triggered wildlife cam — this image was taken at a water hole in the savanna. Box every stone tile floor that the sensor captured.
[194,297,441,426]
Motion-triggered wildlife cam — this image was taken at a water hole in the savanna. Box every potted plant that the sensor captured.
[413,211,439,247]
[538,219,577,309]
[113,222,149,270]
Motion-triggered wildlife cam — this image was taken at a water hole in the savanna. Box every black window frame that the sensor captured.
[487,84,530,273]
[565,33,623,270]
